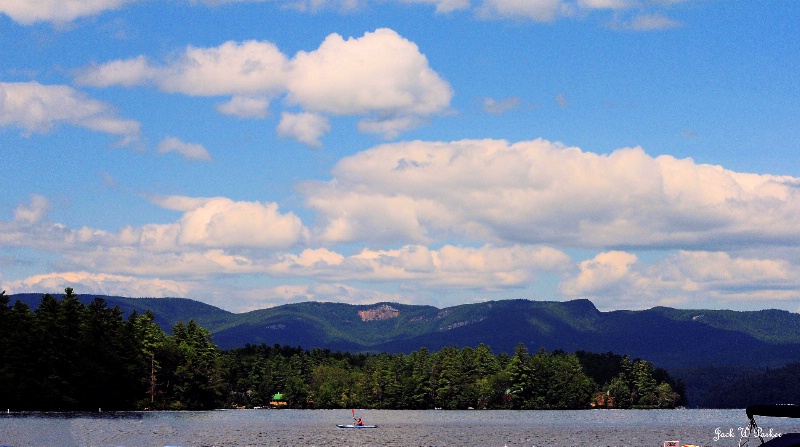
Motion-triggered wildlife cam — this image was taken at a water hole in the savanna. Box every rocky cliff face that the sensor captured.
[358,304,399,321]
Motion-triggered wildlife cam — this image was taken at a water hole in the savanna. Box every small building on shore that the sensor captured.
[270,393,287,407]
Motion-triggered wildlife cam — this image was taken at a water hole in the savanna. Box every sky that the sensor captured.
[2,0,800,314]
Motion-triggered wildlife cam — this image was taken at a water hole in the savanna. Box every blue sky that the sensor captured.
[2,0,800,313]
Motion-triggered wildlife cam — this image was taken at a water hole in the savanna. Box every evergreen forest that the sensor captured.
[0,290,686,411]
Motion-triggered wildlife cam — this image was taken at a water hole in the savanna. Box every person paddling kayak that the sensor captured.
[337,411,377,429]
[337,409,376,428]
[351,409,365,426]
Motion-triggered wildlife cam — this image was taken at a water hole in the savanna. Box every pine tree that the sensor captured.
[506,343,533,409]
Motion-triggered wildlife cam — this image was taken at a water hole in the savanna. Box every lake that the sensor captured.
[2,409,799,447]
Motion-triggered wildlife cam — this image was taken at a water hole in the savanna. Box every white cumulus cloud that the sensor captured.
[3,194,308,254]
[578,0,633,9]
[157,136,212,161]
[560,250,800,311]
[76,40,290,96]
[76,29,453,140]
[75,56,160,88]
[285,29,452,126]
[277,112,330,147]
[560,250,641,297]
[13,194,50,224]
[397,0,471,13]
[0,82,140,145]
[147,195,309,249]
[216,96,271,118]
[473,0,684,29]
[63,247,262,277]
[0,0,140,24]
[270,244,570,290]
[2,271,191,298]
[477,0,567,22]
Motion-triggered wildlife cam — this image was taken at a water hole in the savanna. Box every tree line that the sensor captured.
[0,289,222,410]
[0,290,685,411]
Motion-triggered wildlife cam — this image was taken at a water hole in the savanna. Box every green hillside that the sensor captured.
[10,293,800,370]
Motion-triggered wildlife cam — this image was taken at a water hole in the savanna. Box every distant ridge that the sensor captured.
[9,293,800,369]
[8,293,237,335]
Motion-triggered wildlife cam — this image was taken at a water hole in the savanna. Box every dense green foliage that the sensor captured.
[224,344,682,409]
[0,290,684,411]
[575,350,687,408]
[221,342,682,410]
[0,289,223,411]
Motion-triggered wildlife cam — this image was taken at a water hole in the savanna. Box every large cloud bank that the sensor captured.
[4,138,800,311]
[303,139,800,249]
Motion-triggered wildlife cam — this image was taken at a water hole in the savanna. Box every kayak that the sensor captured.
[337,424,378,428]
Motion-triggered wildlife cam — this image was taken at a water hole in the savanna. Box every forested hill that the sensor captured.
[10,293,237,334]
[10,293,800,368]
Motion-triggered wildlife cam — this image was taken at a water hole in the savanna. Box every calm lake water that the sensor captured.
[2,409,799,447]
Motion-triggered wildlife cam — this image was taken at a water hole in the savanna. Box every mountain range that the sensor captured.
[9,293,800,370]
